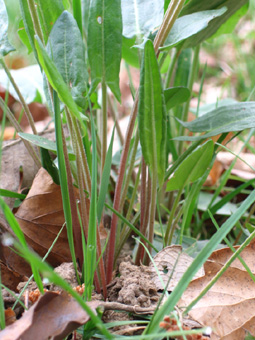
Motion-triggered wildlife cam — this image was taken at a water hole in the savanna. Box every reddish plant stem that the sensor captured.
[106,94,139,283]
[106,0,186,283]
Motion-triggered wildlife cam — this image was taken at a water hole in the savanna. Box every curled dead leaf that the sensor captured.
[0,291,100,340]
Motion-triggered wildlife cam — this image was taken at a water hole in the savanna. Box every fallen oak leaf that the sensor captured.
[149,245,205,291]
[179,239,255,339]
[0,291,100,340]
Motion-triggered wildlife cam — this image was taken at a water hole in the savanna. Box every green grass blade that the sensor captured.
[0,197,43,292]
[85,117,97,300]
[53,91,77,274]
[11,239,113,339]
[105,203,159,253]
[97,127,115,223]
[0,189,26,199]
[144,189,255,334]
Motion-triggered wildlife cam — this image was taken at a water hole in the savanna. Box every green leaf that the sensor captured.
[0,0,15,57]
[18,19,32,54]
[212,4,248,38]
[175,102,255,141]
[180,0,249,47]
[121,0,164,38]
[161,8,226,51]
[166,140,214,191]
[19,0,36,56]
[18,132,75,160]
[47,11,88,109]
[138,40,166,187]
[164,87,190,110]
[190,98,237,116]
[122,36,140,69]
[97,127,115,223]
[0,65,43,104]
[35,0,65,43]
[0,189,26,199]
[88,0,122,101]
[35,36,88,123]
[40,148,60,185]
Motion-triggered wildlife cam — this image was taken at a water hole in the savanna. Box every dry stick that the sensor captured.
[0,98,41,168]
[106,0,186,283]
[0,59,38,136]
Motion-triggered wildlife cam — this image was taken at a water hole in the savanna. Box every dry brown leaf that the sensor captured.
[2,168,74,277]
[0,261,27,292]
[0,291,100,340]
[179,239,255,339]
[217,151,255,179]
[149,246,204,291]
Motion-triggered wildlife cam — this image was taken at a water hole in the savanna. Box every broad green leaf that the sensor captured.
[198,192,238,216]
[18,19,32,54]
[47,11,88,109]
[175,102,255,141]
[18,132,76,161]
[138,40,166,187]
[190,98,237,116]
[161,8,226,51]
[121,0,164,38]
[180,0,249,47]
[212,4,248,38]
[88,0,122,101]
[35,0,65,43]
[0,65,44,103]
[0,0,15,57]
[19,0,36,56]
[122,36,140,69]
[34,36,88,123]
[164,87,190,110]
[166,140,214,191]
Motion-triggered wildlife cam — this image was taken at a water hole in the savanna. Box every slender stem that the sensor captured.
[101,81,107,175]
[106,0,186,282]
[27,0,44,44]
[106,94,139,283]
[178,45,200,154]
[119,129,139,215]
[61,123,83,271]
[0,98,41,168]
[114,164,141,263]
[165,48,180,88]
[144,168,157,265]
[0,59,38,135]
[153,0,186,54]
[107,95,124,145]
[164,188,183,245]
